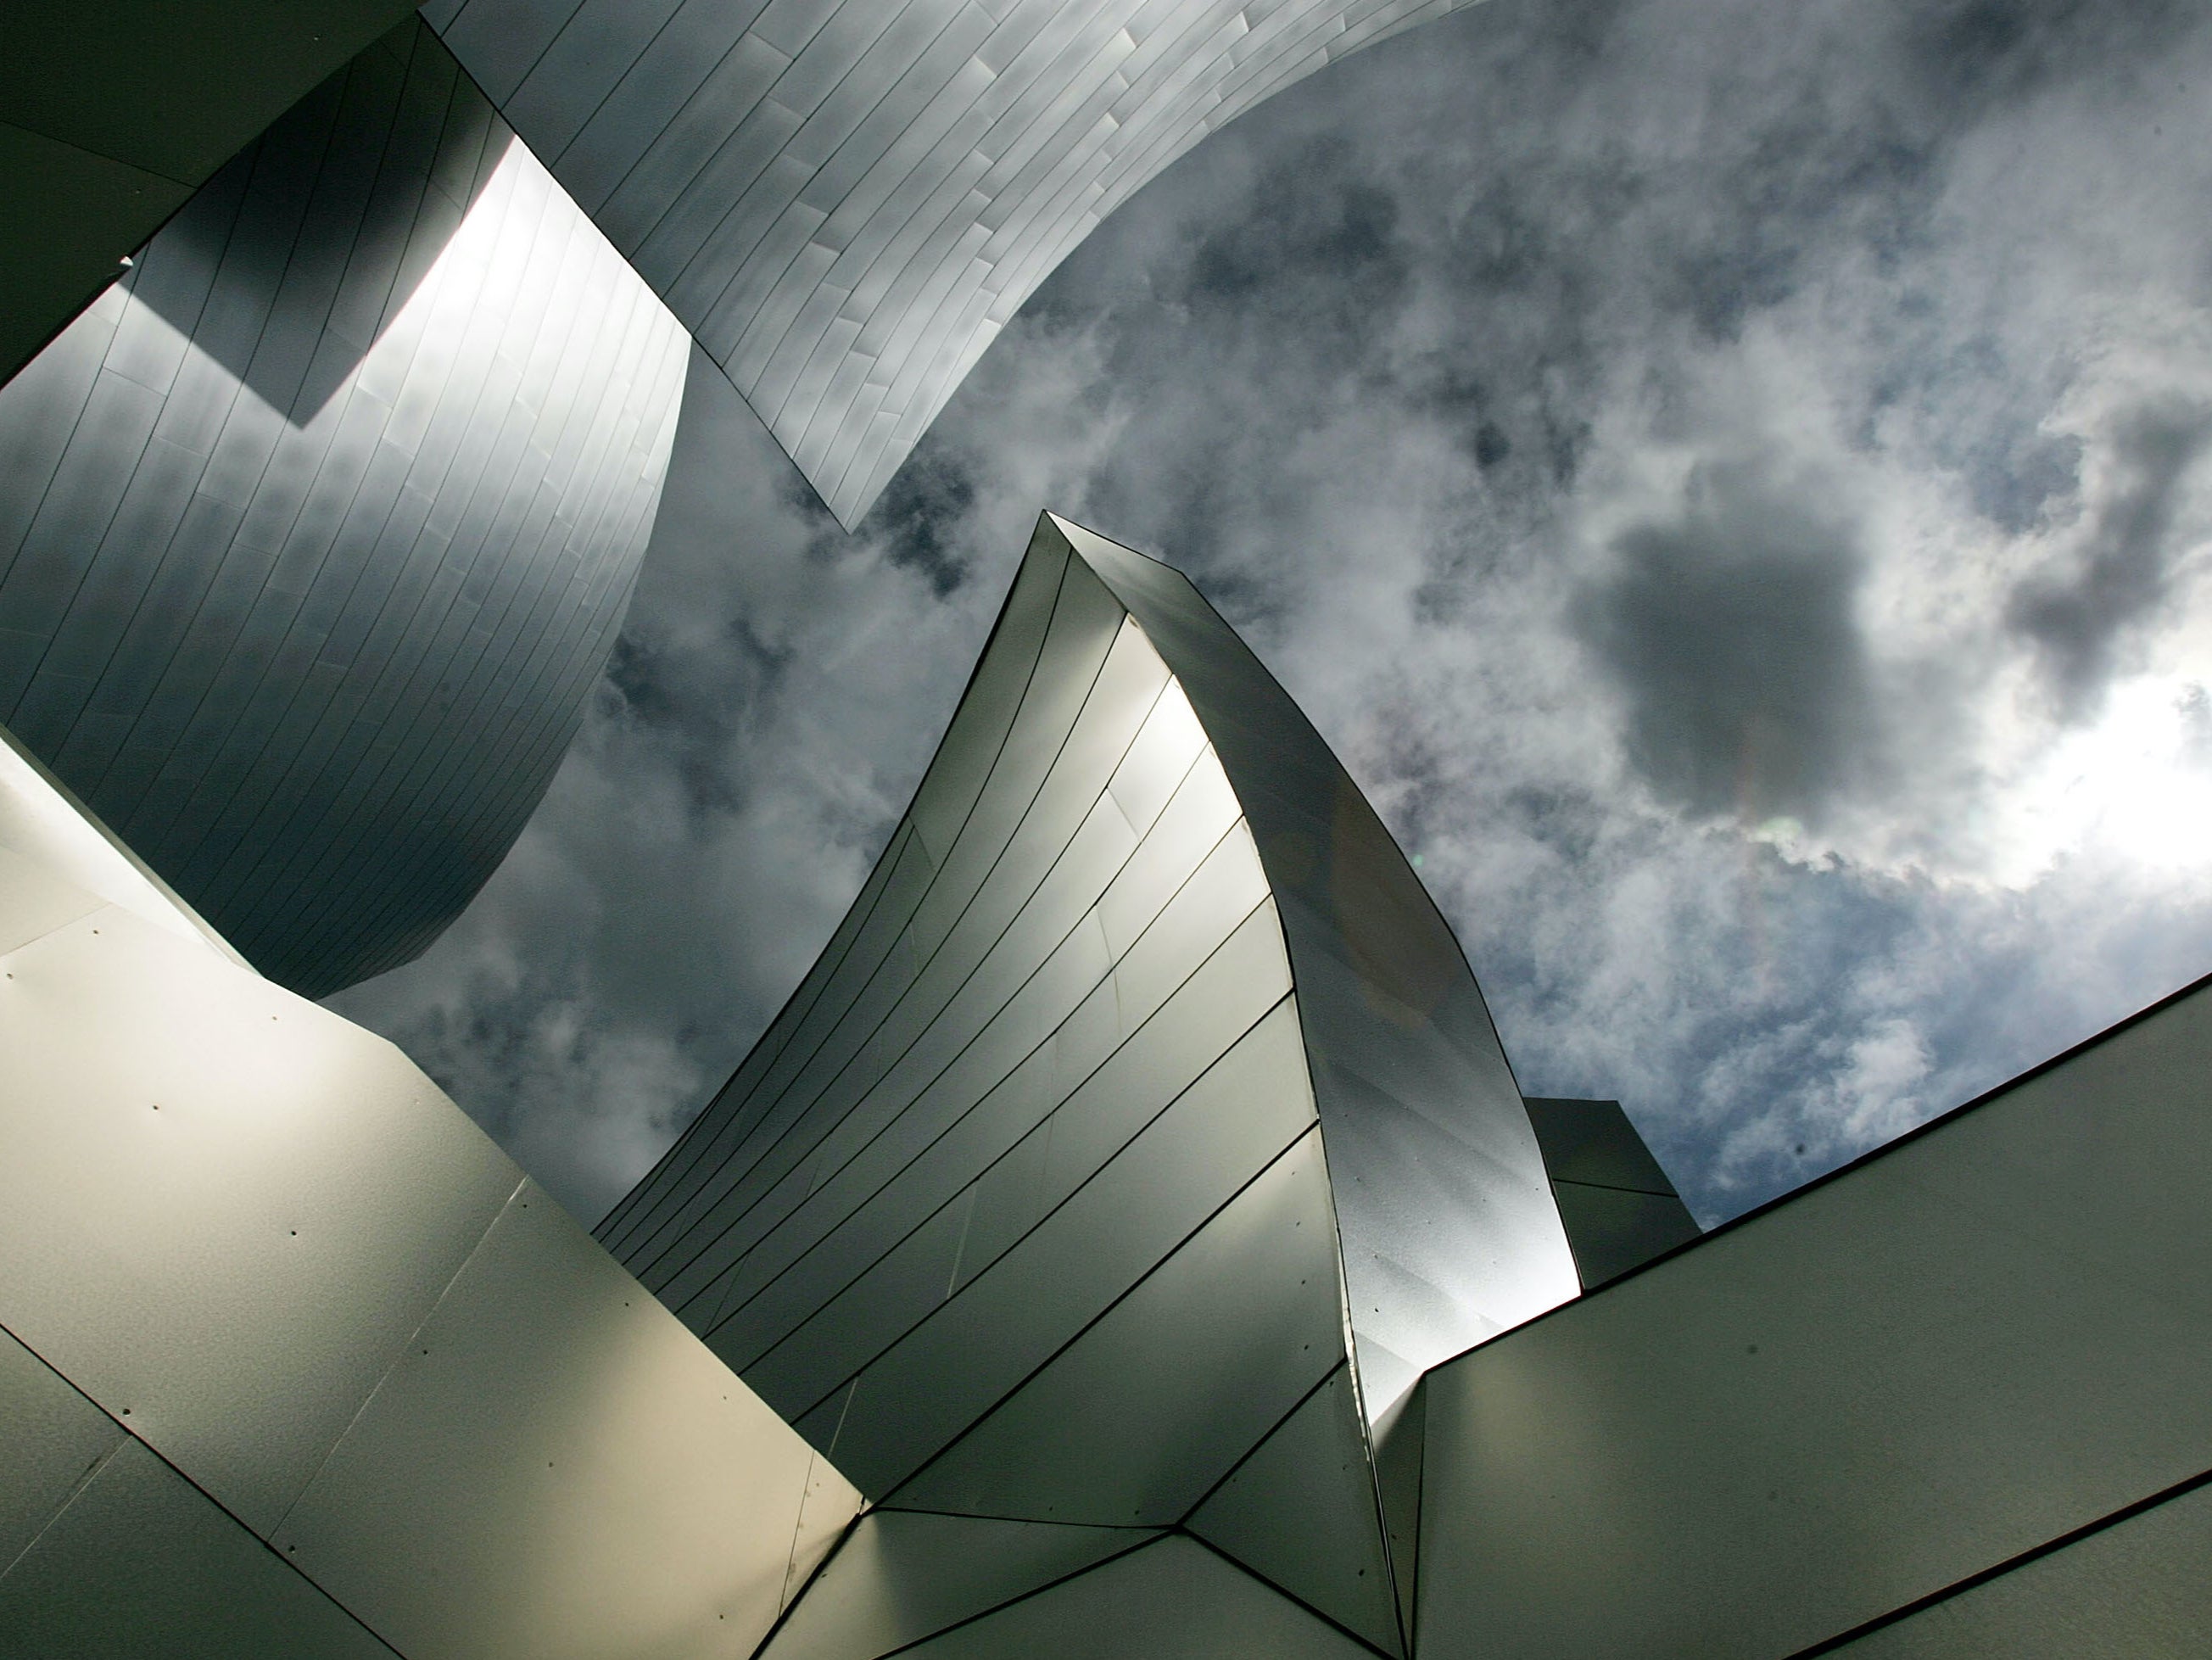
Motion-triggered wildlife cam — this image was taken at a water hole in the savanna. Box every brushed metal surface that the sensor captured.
[897,1533,1377,1658]
[762,1510,1152,1660]
[0,884,522,1535]
[0,1437,393,1659]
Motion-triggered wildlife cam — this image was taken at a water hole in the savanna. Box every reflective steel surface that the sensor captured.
[0,20,689,995]
[0,725,859,1657]
[423,0,1483,528]
[1053,515,1581,1417]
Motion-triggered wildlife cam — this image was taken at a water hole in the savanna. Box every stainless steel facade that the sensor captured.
[423,0,1482,528]
[601,512,1580,1656]
[0,717,860,1657]
[0,20,689,996]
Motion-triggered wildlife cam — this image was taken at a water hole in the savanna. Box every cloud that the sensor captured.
[1573,456,1878,824]
[2009,396,2212,714]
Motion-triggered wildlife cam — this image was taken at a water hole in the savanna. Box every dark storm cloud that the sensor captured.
[2009,398,2212,715]
[1574,461,1877,824]
[870,448,979,597]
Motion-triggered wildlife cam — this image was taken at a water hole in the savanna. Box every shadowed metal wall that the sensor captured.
[0,20,689,997]
[604,512,1578,1657]
[1522,1096,1700,1289]
[0,719,861,1658]
[423,0,1481,529]
[0,0,422,387]
[1414,971,2212,1659]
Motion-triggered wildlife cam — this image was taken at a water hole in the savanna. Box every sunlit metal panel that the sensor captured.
[0,729,861,1657]
[1417,975,2212,1659]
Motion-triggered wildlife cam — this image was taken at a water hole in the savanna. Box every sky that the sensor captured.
[331,0,2212,1232]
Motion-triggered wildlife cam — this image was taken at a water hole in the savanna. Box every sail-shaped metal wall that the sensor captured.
[0,19,689,996]
[601,511,1578,1657]
[424,0,1481,529]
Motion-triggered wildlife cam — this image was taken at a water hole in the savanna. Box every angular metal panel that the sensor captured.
[0,726,232,959]
[279,1179,860,1660]
[1522,1096,1686,1197]
[763,1510,1153,1660]
[896,1534,1377,1658]
[1545,1181,1703,1290]
[0,1438,392,1659]
[1416,979,2212,1659]
[1187,1365,1404,1656]
[1053,515,1579,1419]
[0,1323,125,1576]
[781,1450,860,1612]
[1372,1373,1426,1645]
[0,886,521,1537]
[885,1129,1347,1524]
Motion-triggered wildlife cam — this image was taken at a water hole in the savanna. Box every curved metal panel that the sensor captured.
[606,510,1578,1655]
[428,0,1478,528]
[0,20,690,996]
